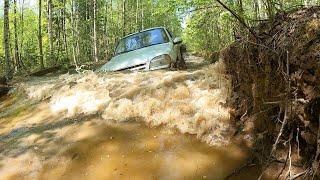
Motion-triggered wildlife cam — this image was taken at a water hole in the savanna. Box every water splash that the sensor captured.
[20,57,232,145]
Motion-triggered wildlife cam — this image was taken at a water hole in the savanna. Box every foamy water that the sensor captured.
[19,57,232,145]
[0,56,266,180]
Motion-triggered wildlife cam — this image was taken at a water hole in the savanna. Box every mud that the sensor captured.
[0,56,264,179]
[19,56,232,146]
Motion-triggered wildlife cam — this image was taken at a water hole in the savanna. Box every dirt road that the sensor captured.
[0,56,260,179]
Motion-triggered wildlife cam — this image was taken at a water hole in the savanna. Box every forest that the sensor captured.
[0,0,319,77]
[1,0,320,179]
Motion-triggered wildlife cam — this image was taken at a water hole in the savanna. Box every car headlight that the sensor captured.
[149,54,171,69]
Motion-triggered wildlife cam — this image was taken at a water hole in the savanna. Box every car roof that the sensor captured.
[122,27,167,39]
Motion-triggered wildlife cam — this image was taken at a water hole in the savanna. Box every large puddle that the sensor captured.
[0,56,261,179]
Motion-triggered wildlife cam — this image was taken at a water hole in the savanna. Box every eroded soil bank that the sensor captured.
[0,56,263,179]
[222,7,320,179]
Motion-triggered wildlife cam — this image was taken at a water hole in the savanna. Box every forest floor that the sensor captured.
[0,56,265,179]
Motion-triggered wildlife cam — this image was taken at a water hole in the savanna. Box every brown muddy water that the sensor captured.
[0,56,262,179]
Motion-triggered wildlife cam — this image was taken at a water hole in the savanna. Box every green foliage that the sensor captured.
[1,0,320,76]
[0,0,182,75]
[182,0,320,54]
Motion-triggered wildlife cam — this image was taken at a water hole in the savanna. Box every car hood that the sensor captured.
[99,43,172,72]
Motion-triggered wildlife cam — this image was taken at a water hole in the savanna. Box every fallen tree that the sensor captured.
[222,6,320,179]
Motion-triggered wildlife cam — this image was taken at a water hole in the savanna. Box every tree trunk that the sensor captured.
[71,0,78,68]
[19,0,24,64]
[122,0,126,36]
[13,0,19,72]
[105,0,109,59]
[63,0,68,62]
[75,2,80,64]
[254,0,260,20]
[266,0,275,20]
[136,0,139,31]
[141,0,144,30]
[93,0,99,62]
[215,16,222,49]
[150,1,153,27]
[48,0,54,65]
[3,0,12,79]
[237,0,244,20]
[278,0,284,10]
[117,1,121,38]
[38,0,44,69]
[57,11,61,63]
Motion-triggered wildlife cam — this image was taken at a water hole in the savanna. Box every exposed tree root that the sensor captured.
[222,6,320,179]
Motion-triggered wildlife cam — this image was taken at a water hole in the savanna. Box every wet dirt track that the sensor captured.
[0,56,261,179]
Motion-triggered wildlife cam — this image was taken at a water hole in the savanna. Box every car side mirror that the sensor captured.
[173,37,183,44]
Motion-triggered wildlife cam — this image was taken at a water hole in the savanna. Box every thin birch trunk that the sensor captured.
[122,0,126,36]
[63,0,68,61]
[141,0,144,30]
[48,0,54,64]
[19,0,24,65]
[71,0,78,68]
[13,0,19,72]
[93,0,99,62]
[3,0,12,78]
[136,0,139,31]
[38,0,44,69]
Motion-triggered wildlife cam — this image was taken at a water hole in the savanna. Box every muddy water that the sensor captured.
[0,56,261,179]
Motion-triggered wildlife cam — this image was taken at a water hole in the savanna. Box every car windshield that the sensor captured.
[115,28,170,55]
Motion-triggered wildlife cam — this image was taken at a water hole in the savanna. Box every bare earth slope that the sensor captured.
[223,7,320,179]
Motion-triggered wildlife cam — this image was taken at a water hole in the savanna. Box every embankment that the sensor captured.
[222,6,320,178]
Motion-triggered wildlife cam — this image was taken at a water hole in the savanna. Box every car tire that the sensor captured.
[169,62,175,71]
[177,54,186,70]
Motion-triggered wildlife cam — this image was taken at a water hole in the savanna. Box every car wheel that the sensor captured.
[169,62,175,71]
[177,54,186,70]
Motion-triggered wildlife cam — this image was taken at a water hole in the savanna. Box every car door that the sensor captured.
[164,28,180,63]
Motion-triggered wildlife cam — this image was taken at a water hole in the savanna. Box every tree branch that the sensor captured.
[214,0,258,38]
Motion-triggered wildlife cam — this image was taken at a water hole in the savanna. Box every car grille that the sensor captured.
[116,63,147,72]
